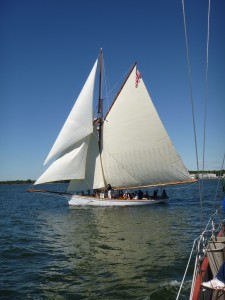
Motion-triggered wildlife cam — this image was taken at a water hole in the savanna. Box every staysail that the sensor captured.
[67,126,105,192]
[35,138,89,185]
[101,65,191,189]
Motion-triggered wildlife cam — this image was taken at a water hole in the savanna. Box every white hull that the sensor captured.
[68,195,169,206]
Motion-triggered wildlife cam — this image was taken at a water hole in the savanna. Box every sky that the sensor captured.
[0,0,224,181]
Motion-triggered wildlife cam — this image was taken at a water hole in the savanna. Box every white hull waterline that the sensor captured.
[68,195,169,206]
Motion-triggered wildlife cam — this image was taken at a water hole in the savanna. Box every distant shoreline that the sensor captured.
[0,180,35,185]
[0,180,68,185]
[0,170,224,185]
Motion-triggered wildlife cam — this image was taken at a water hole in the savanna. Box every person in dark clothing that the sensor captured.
[153,189,158,199]
[107,184,112,199]
[162,189,168,199]
[137,190,143,199]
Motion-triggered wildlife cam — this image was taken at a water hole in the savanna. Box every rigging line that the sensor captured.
[102,56,111,114]
[203,0,211,173]
[201,0,211,217]
[176,237,197,300]
[211,152,225,213]
[105,67,132,104]
[182,0,203,230]
[195,203,222,235]
[197,181,223,236]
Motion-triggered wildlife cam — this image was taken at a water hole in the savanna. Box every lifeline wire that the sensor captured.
[175,237,198,300]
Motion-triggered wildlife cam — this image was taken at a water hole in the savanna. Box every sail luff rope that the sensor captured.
[182,0,203,231]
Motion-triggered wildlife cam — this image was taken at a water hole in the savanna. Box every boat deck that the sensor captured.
[193,229,225,300]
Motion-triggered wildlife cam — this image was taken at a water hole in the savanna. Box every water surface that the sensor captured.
[0,181,223,299]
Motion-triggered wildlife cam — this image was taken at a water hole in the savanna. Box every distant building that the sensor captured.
[207,173,217,179]
[190,174,196,180]
[198,173,217,179]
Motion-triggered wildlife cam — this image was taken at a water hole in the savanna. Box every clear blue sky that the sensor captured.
[0,0,224,180]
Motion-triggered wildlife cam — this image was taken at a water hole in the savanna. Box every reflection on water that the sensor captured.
[0,181,223,299]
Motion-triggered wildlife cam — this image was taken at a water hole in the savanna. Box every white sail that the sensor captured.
[67,126,105,192]
[34,137,90,185]
[44,59,98,165]
[101,66,191,189]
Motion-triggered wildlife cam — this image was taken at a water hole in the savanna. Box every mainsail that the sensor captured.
[35,53,192,191]
[101,65,191,189]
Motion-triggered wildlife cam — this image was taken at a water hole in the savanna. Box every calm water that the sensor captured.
[0,181,224,300]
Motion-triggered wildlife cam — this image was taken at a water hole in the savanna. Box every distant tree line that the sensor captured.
[0,179,35,185]
[189,170,225,177]
[0,180,69,185]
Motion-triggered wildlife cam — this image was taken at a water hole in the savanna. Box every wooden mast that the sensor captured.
[97,48,103,148]
[97,48,107,189]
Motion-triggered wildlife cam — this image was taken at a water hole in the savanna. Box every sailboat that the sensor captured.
[28,49,196,206]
